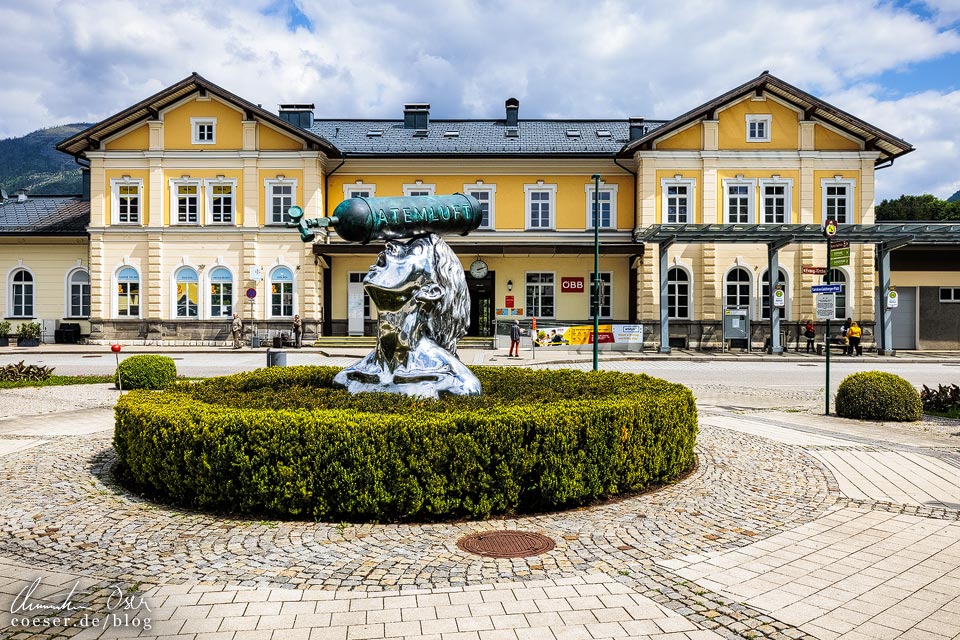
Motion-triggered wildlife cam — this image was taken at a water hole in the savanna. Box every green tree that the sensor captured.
[876,194,960,221]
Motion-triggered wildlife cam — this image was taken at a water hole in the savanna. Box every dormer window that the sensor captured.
[505,127,519,138]
[565,129,581,138]
[596,130,611,138]
[191,118,216,144]
[746,114,771,142]
[366,130,383,138]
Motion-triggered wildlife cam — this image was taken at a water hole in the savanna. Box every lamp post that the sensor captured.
[591,174,601,371]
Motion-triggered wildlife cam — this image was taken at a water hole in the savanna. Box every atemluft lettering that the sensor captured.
[370,204,472,233]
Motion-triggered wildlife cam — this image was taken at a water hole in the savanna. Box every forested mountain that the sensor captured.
[0,124,91,196]
[948,189,960,203]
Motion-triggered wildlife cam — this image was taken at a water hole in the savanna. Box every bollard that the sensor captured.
[266,349,287,367]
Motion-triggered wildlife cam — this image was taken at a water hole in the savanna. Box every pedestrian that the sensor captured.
[803,319,816,353]
[292,314,303,348]
[841,317,852,355]
[231,313,243,349]
[847,320,862,356]
[509,319,521,357]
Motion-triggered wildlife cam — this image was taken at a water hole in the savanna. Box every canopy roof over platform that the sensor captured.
[635,223,960,249]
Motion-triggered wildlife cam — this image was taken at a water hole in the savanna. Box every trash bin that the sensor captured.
[273,335,283,348]
[250,335,260,348]
[266,349,286,367]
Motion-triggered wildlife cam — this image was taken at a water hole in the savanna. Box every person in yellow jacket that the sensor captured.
[846,320,863,356]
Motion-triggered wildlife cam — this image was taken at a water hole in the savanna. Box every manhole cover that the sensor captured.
[456,531,555,558]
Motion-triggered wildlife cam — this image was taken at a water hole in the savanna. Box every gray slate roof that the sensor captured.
[0,196,90,235]
[310,120,666,156]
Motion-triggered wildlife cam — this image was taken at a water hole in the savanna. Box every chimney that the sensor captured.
[82,169,91,201]
[628,117,647,141]
[505,98,519,127]
[17,189,28,203]
[403,103,430,129]
[278,103,315,128]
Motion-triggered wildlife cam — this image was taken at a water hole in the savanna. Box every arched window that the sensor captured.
[822,269,847,319]
[67,269,90,318]
[10,269,34,317]
[725,267,751,312]
[761,268,788,320]
[667,267,690,319]
[270,266,294,317]
[175,267,199,317]
[116,267,140,317]
[209,267,233,318]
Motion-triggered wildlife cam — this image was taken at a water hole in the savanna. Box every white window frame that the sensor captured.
[114,266,141,319]
[525,272,556,318]
[661,178,696,224]
[109,178,143,225]
[8,267,35,318]
[821,177,856,225]
[265,178,298,225]
[268,265,296,318]
[207,266,235,319]
[667,266,692,320]
[524,183,557,230]
[172,266,201,319]
[940,287,960,303]
[585,182,618,230]
[588,271,613,318]
[758,177,793,224]
[464,182,496,230]
[724,266,753,313]
[402,183,436,197]
[191,117,216,145]
[723,178,757,224]
[169,178,203,225]
[746,114,771,142]
[65,267,90,318]
[348,272,372,318]
[204,178,237,225]
[343,182,376,200]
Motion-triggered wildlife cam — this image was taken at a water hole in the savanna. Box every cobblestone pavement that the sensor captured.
[1,356,959,640]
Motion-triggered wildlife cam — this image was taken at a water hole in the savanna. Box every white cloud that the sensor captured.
[1,0,958,196]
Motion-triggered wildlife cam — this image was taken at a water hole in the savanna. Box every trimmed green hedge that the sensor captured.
[115,355,177,390]
[835,370,922,422]
[114,366,698,522]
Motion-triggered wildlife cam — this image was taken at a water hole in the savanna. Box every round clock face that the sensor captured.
[469,259,488,279]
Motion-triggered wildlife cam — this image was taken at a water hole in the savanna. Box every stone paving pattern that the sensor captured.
[0,354,959,640]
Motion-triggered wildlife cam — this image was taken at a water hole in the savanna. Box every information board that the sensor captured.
[816,293,836,319]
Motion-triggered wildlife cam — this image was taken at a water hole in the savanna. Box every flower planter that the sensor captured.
[17,338,40,347]
[0,337,9,347]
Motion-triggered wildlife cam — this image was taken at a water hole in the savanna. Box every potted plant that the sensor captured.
[16,321,42,347]
[0,321,10,347]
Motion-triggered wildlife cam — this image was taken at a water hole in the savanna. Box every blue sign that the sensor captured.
[811,284,842,294]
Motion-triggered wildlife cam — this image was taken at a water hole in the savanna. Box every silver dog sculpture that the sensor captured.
[333,233,481,398]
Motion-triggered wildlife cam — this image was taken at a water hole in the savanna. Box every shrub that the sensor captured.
[0,360,55,382]
[0,320,10,337]
[16,322,41,340]
[921,383,960,417]
[835,371,922,422]
[114,366,698,522]
[115,355,177,390]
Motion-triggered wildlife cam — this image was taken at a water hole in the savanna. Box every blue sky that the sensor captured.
[1,0,958,201]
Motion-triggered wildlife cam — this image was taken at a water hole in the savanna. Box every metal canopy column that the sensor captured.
[767,238,792,355]
[659,238,674,353]
[876,237,913,356]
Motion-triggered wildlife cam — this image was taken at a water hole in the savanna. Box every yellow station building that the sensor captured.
[5,71,956,350]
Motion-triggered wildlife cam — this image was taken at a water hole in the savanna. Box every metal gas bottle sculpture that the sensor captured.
[288,194,483,398]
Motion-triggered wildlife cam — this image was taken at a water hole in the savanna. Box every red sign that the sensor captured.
[505,295,514,308]
[561,277,585,293]
[802,266,827,275]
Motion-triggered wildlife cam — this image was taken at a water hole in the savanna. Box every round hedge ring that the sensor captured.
[835,370,922,422]
[113,366,698,522]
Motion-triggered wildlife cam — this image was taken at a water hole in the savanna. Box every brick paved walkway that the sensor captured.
[1,382,959,639]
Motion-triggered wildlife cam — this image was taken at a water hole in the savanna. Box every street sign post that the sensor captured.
[802,266,827,275]
[820,220,838,415]
[829,239,850,268]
